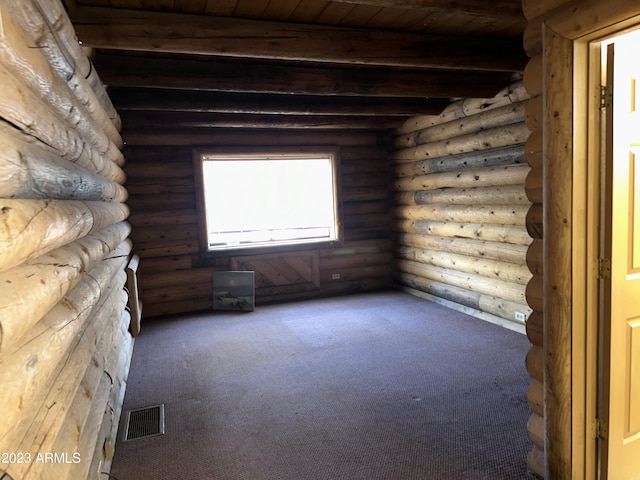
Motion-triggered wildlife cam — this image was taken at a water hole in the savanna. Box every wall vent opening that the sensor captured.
[123,404,165,441]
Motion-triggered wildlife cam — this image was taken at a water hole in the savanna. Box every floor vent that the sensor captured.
[123,404,165,441]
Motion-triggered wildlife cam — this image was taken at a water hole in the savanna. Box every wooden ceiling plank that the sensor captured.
[384,8,433,31]
[339,4,383,27]
[70,6,526,72]
[233,0,270,18]
[108,88,450,116]
[93,54,512,98]
[413,12,524,37]
[316,2,356,24]
[173,0,207,14]
[203,0,237,16]
[141,0,175,11]
[328,0,523,17]
[288,0,330,23]
[261,0,302,21]
[359,5,411,29]
[406,9,440,32]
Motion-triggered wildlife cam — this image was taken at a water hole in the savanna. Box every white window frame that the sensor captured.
[193,147,343,253]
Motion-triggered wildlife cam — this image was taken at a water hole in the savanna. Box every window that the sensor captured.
[194,148,342,251]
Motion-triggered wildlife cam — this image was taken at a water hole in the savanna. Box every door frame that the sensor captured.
[540,1,640,478]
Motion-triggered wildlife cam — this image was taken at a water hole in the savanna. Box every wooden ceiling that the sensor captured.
[63,0,527,132]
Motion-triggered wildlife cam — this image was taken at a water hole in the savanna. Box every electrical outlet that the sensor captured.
[331,273,340,280]
[514,311,526,322]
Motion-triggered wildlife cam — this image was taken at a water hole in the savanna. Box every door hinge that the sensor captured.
[594,418,609,440]
[600,85,613,109]
[597,258,611,279]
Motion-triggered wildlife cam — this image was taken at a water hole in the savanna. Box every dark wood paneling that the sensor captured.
[125,130,393,317]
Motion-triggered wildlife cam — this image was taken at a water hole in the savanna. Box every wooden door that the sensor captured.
[601,29,640,480]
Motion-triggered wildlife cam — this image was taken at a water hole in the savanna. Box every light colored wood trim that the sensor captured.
[569,33,594,480]
[542,22,574,479]
[539,2,640,478]
[545,0,640,39]
[569,19,640,480]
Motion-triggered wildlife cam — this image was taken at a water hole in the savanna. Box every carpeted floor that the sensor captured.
[110,290,535,480]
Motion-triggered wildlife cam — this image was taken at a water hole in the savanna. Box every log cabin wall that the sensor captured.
[0,1,133,479]
[124,132,394,318]
[64,0,529,321]
[391,79,543,476]
[521,2,640,478]
[391,81,534,330]
[519,1,573,477]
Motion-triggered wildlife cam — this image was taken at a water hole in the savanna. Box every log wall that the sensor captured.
[522,2,640,478]
[0,1,132,479]
[522,17,546,476]
[391,81,534,331]
[520,1,573,477]
[124,134,393,318]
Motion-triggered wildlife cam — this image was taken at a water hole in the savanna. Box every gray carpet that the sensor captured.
[110,291,534,480]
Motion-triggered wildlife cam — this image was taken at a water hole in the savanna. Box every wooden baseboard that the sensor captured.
[398,285,526,335]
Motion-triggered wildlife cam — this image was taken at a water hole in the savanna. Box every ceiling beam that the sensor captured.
[118,111,405,130]
[108,89,450,116]
[121,130,382,146]
[94,54,513,98]
[329,0,524,17]
[71,7,526,72]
